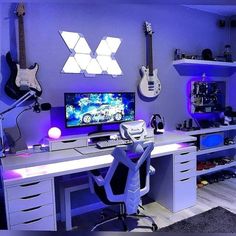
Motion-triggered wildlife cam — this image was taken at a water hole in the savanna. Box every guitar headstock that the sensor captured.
[144,21,153,35]
[16,2,25,17]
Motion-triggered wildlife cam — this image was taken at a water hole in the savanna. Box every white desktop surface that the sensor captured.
[1,131,196,186]
[152,131,196,146]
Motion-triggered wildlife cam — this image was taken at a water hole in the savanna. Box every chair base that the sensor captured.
[91,207,158,232]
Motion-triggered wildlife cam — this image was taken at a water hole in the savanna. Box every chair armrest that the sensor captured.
[149,165,155,175]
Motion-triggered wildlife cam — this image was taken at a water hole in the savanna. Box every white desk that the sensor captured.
[0,131,196,230]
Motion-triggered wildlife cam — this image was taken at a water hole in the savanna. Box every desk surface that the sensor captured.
[1,131,196,186]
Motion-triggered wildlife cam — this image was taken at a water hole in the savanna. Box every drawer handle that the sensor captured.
[21,194,41,200]
[180,161,189,164]
[20,182,40,187]
[180,178,190,182]
[22,206,42,212]
[180,152,189,155]
[23,218,42,224]
[62,139,76,143]
[180,169,190,173]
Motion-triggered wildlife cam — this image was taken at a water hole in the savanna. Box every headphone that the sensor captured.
[150,114,165,134]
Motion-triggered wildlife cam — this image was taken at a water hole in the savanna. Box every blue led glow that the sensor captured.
[200,133,224,149]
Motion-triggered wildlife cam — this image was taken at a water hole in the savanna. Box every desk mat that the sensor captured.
[75,146,113,155]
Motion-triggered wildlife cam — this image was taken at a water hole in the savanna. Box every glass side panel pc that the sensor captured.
[190,81,226,113]
[64,92,135,128]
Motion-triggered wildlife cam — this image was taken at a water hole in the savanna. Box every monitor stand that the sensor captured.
[88,124,119,142]
[88,124,119,136]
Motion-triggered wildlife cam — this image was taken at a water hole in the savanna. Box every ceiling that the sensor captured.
[186,5,236,17]
[2,0,236,17]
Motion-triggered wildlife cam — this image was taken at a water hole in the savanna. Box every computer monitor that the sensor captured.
[64,92,135,129]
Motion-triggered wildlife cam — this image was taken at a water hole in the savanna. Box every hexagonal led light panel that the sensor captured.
[60,31,122,77]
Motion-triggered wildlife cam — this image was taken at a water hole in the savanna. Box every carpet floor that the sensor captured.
[158,206,236,233]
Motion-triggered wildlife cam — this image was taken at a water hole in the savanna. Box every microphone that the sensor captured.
[33,101,51,113]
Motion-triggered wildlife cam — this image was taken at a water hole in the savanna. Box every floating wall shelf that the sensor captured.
[173,58,236,77]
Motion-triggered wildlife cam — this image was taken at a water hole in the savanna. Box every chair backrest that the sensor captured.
[102,120,154,214]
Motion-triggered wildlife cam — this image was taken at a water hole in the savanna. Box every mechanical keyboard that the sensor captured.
[96,139,132,149]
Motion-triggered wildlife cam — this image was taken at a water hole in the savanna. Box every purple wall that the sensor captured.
[0,3,229,145]
[227,15,236,108]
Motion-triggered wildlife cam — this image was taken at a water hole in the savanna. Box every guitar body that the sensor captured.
[5,52,42,99]
[16,63,41,93]
[139,66,161,98]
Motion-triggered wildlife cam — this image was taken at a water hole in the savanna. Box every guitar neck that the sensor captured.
[146,34,153,76]
[18,15,27,69]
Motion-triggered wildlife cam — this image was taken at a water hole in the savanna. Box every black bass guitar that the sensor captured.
[5,3,42,100]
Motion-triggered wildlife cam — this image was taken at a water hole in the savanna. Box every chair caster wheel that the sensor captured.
[152,223,158,231]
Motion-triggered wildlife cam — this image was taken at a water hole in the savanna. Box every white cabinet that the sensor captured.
[4,178,57,231]
[149,146,196,212]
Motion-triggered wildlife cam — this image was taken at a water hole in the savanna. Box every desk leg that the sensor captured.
[65,189,72,231]
[59,185,66,222]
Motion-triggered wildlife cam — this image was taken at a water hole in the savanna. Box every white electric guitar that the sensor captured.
[138,22,161,99]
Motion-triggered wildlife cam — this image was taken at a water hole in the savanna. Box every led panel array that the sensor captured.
[60,31,122,77]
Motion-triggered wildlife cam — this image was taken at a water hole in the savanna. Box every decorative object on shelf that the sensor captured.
[176,118,200,131]
[138,21,161,99]
[220,106,236,125]
[5,3,42,100]
[201,48,213,61]
[174,49,182,60]
[174,49,200,61]
[60,31,122,77]
[224,44,232,62]
[224,137,235,145]
[150,113,165,134]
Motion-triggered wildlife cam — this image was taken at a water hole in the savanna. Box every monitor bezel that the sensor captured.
[64,92,136,128]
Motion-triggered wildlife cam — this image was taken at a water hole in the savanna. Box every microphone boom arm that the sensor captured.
[0,90,36,158]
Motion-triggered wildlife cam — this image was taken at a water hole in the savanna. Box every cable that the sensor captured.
[14,106,32,144]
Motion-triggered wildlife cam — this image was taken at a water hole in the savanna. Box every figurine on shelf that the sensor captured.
[224,44,232,62]
[174,49,182,60]
[220,106,236,125]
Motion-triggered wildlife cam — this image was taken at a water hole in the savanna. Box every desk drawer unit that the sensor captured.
[173,151,196,212]
[149,146,197,212]
[4,178,57,231]
[174,159,196,181]
[11,215,55,230]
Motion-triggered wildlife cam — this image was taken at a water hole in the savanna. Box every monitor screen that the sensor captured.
[64,92,135,128]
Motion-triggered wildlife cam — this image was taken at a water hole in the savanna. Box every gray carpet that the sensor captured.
[158,206,236,233]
